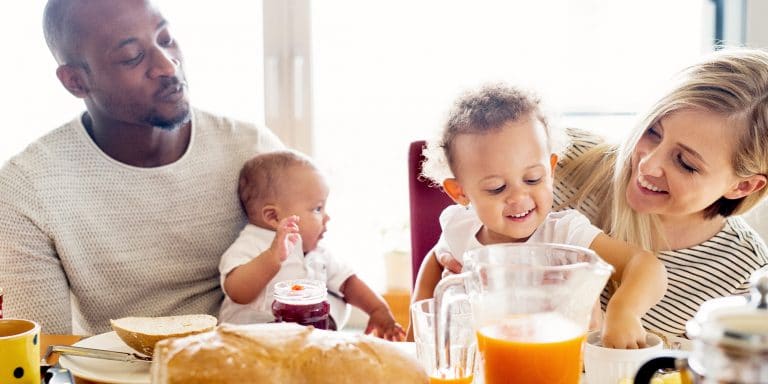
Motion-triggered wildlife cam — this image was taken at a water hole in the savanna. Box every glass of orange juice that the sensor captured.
[434,243,613,384]
[411,298,476,384]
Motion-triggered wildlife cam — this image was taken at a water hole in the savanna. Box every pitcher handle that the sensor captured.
[433,272,470,378]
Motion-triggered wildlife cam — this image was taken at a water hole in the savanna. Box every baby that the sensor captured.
[219,150,405,341]
[412,84,667,348]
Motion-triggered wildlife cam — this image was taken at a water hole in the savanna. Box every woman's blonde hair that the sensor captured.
[560,48,768,250]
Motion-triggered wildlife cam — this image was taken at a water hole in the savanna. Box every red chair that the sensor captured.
[408,140,454,288]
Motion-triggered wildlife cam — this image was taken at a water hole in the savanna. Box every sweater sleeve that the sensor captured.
[0,162,72,334]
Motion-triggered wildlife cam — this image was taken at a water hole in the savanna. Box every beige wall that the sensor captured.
[747,0,768,48]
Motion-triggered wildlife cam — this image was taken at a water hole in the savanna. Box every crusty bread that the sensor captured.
[151,322,428,384]
[110,314,217,356]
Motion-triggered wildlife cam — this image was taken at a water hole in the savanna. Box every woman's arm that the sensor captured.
[590,233,668,348]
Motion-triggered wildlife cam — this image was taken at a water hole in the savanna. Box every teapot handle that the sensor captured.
[634,355,695,384]
[633,356,677,384]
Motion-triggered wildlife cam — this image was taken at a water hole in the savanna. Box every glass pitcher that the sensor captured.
[434,243,613,384]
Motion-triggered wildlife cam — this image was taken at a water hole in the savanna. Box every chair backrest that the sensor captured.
[408,140,454,288]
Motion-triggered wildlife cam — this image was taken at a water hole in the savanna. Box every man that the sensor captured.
[0,0,283,334]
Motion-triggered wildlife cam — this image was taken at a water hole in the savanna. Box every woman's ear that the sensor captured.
[56,64,90,98]
[261,204,281,229]
[443,178,470,206]
[723,174,768,200]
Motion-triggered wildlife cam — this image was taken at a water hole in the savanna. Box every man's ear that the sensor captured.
[443,178,470,206]
[723,174,768,200]
[261,204,281,229]
[56,64,89,98]
[550,153,558,175]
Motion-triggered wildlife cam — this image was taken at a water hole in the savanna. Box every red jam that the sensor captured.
[272,279,334,330]
[0,287,3,319]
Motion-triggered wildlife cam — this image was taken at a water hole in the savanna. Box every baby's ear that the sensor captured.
[261,205,280,229]
[443,178,470,206]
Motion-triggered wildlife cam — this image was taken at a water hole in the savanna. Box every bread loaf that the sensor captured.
[110,314,217,356]
[151,322,428,383]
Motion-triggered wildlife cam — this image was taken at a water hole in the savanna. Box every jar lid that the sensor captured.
[686,269,768,350]
[273,279,327,305]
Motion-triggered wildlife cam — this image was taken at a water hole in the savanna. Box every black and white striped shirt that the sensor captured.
[555,128,768,337]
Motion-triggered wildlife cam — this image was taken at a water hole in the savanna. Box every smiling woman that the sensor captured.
[555,48,768,338]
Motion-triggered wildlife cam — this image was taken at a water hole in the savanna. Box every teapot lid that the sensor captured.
[686,270,768,350]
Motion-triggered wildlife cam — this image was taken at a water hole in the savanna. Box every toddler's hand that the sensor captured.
[270,215,301,262]
[601,307,647,349]
[436,252,462,274]
[365,307,406,342]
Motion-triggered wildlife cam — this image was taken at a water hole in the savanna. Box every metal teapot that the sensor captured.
[635,270,768,384]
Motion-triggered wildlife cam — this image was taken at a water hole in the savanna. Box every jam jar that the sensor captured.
[272,279,335,330]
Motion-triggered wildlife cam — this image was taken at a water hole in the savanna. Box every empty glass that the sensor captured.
[411,298,476,384]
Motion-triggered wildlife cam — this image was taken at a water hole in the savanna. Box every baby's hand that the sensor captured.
[365,307,406,342]
[601,307,647,349]
[270,215,301,262]
[436,252,462,274]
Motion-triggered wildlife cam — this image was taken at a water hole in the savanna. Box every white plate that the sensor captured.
[58,331,150,384]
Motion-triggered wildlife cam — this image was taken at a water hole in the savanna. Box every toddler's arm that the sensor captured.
[411,250,446,303]
[223,216,301,304]
[406,251,445,340]
[341,275,405,341]
[590,233,667,349]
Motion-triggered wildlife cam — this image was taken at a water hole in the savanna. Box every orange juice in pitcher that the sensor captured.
[477,313,585,384]
[434,244,612,384]
[429,375,475,384]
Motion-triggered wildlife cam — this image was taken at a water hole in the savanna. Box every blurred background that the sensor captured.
[2,0,767,327]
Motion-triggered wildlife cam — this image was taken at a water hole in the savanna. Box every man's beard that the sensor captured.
[145,104,191,131]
